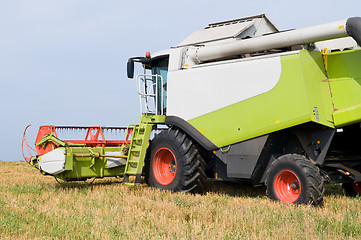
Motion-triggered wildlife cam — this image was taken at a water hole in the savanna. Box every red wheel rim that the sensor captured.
[274,170,301,203]
[153,148,177,185]
[353,183,361,195]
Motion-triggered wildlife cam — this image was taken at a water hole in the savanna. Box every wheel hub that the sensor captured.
[153,148,177,185]
[290,182,299,190]
[169,160,176,173]
[274,170,301,203]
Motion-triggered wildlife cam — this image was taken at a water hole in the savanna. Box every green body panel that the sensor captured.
[140,114,166,124]
[333,103,361,127]
[188,50,335,148]
[55,147,125,180]
[328,49,361,127]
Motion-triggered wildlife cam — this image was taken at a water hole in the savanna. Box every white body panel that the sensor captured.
[167,55,282,121]
[105,151,127,168]
[315,37,359,51]
[38,148,66,175]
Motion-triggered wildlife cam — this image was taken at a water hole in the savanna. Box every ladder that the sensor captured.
[123,123,154,185]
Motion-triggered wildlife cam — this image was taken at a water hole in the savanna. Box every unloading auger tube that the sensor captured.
[189,17,361,63]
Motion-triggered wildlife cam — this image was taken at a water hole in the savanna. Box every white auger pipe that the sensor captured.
[190,17,361,63]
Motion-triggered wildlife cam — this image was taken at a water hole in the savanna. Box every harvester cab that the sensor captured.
[23,14,361,205]
[128,51,169,116]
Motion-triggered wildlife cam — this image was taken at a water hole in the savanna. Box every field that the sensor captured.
[1,161,361,239]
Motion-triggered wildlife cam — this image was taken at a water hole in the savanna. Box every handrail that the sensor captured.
[136,74,164,115]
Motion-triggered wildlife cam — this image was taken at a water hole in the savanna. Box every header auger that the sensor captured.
[24,14,361,205]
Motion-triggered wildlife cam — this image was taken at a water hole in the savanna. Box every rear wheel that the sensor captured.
[265,154,324,206]
[146,128,206,193]
[342,166,361,197]
[342,182,361,197]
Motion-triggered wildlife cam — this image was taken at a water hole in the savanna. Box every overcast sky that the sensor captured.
[1,0,360,161]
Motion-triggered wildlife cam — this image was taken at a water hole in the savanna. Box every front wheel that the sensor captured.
[265,154,324,206]
[146,128,206,193]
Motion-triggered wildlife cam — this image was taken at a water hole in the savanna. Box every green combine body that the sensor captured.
[24,14,361,205]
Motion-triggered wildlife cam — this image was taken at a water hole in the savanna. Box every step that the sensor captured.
[131,137,144,142]
[129,146,142,152]
[127,160,140,164]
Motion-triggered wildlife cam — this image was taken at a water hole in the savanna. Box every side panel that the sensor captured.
[167,56,282,121]
[328,49,361,110]
[167,50,334,148]
[214,135,269,179]
[328,49,361,127]
[55,147,125,180]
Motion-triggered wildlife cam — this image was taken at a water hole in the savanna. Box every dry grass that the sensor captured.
[1,161,361,239]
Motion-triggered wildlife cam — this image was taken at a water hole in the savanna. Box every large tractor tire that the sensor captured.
[146,128,206,193]
[265,154,324,206]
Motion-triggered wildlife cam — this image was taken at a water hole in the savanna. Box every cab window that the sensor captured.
[152,56,169,114]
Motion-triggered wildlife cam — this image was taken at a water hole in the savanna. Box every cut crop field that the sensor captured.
[1,161,361,239]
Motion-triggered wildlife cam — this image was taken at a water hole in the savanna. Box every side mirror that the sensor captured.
[127,59,134,78]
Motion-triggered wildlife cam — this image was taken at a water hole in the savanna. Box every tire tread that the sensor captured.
[146,128,206,193]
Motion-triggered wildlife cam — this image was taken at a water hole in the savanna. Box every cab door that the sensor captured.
[152,56,169,114]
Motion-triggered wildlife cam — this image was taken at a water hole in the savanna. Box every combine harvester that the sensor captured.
[23,14,361,205]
